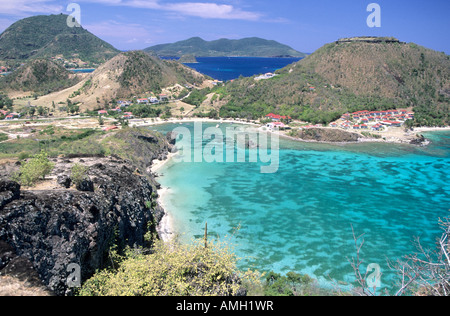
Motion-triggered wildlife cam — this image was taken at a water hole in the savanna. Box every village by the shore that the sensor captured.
[1,88,449,147]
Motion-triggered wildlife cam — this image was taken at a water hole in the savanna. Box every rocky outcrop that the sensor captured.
[293,128,362,143]
[0,155,166,296]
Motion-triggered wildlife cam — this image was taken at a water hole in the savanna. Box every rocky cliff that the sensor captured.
[0,130,174,296]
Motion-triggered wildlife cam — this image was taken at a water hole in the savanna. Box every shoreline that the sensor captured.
[152,152,178,242]
[132,117,450,146]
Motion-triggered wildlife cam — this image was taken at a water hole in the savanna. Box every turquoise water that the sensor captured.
[153,123,450,291]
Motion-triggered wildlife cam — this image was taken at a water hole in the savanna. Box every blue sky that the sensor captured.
[0,0,449,54]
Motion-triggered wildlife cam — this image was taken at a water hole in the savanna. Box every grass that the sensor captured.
[0,132,8,142]
[0,126,106,159]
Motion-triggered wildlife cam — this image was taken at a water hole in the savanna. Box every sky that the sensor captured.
[0,0,449,54]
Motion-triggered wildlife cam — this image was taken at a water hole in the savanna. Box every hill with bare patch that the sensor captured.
[219,37,450,126]
[36,51,209,111]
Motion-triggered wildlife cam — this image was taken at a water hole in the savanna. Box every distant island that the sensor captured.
[178,54,198,63]
[144,37,306,58]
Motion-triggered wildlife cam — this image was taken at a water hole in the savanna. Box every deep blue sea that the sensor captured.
[167,57,302,81]
[153,123,450,293]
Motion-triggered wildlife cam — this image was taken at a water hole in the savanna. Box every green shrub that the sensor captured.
[70,163,89,187]
[13,150,54,186]
[78,239,261,296]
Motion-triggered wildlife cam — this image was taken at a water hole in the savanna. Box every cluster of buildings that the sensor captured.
[1,110,21,120]
[96,94,170,119]
[332,109,415,131]
[51,56,90,69]
[265,113,292,130]
[135,94,168,104]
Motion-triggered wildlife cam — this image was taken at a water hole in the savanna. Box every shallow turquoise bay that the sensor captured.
[153,123,450,291]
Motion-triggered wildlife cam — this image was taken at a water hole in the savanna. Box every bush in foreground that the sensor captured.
[77,239,261,296]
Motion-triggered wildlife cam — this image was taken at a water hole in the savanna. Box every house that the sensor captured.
[372,124,382,131]
[149,96,159,103]
[265,113,291,122]
[353,124,360,130]
[6,113,21,119]
[330,122,338,128]
[137,98,149,104]
[0,110,9,116]
[118,101,131,107]
[98,110,108,115]
[360,124,368,129]
[159,94,169,101]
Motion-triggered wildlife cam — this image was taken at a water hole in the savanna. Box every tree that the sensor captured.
[13,150,54,187]
[348,216,450,296]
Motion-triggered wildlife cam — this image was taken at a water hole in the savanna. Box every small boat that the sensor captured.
[216,124,220,128]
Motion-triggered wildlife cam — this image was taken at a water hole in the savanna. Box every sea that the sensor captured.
[152,122,450,293]
[171,57,303,81]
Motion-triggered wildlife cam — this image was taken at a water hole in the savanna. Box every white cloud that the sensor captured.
[83,20,157,49]
[77,0,262,21]
[164,2,261,21]
[0,0,63,15]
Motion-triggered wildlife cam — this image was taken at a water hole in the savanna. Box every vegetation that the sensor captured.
[0,59,81,94]
[116,51,207,98]
[0,14,119,65]
[12,150,54,186]
[0,132,8,142]
[216,40,450,126]
[183,89,208,107]
[70,163,89,187]
[0,93,13,109]
[77,239,260,296]
[145,37,306,57]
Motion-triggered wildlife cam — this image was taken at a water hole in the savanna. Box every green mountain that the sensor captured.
[144,37,306,57]
[0,58,81,94]
[218,37,450,126]
[0,14,120,65]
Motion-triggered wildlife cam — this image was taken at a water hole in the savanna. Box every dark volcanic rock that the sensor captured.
[76,179,94,192]
[0,181,20,209]
[0,157,164,296]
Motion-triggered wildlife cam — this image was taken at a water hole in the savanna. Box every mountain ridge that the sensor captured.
[144,37,306,57]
